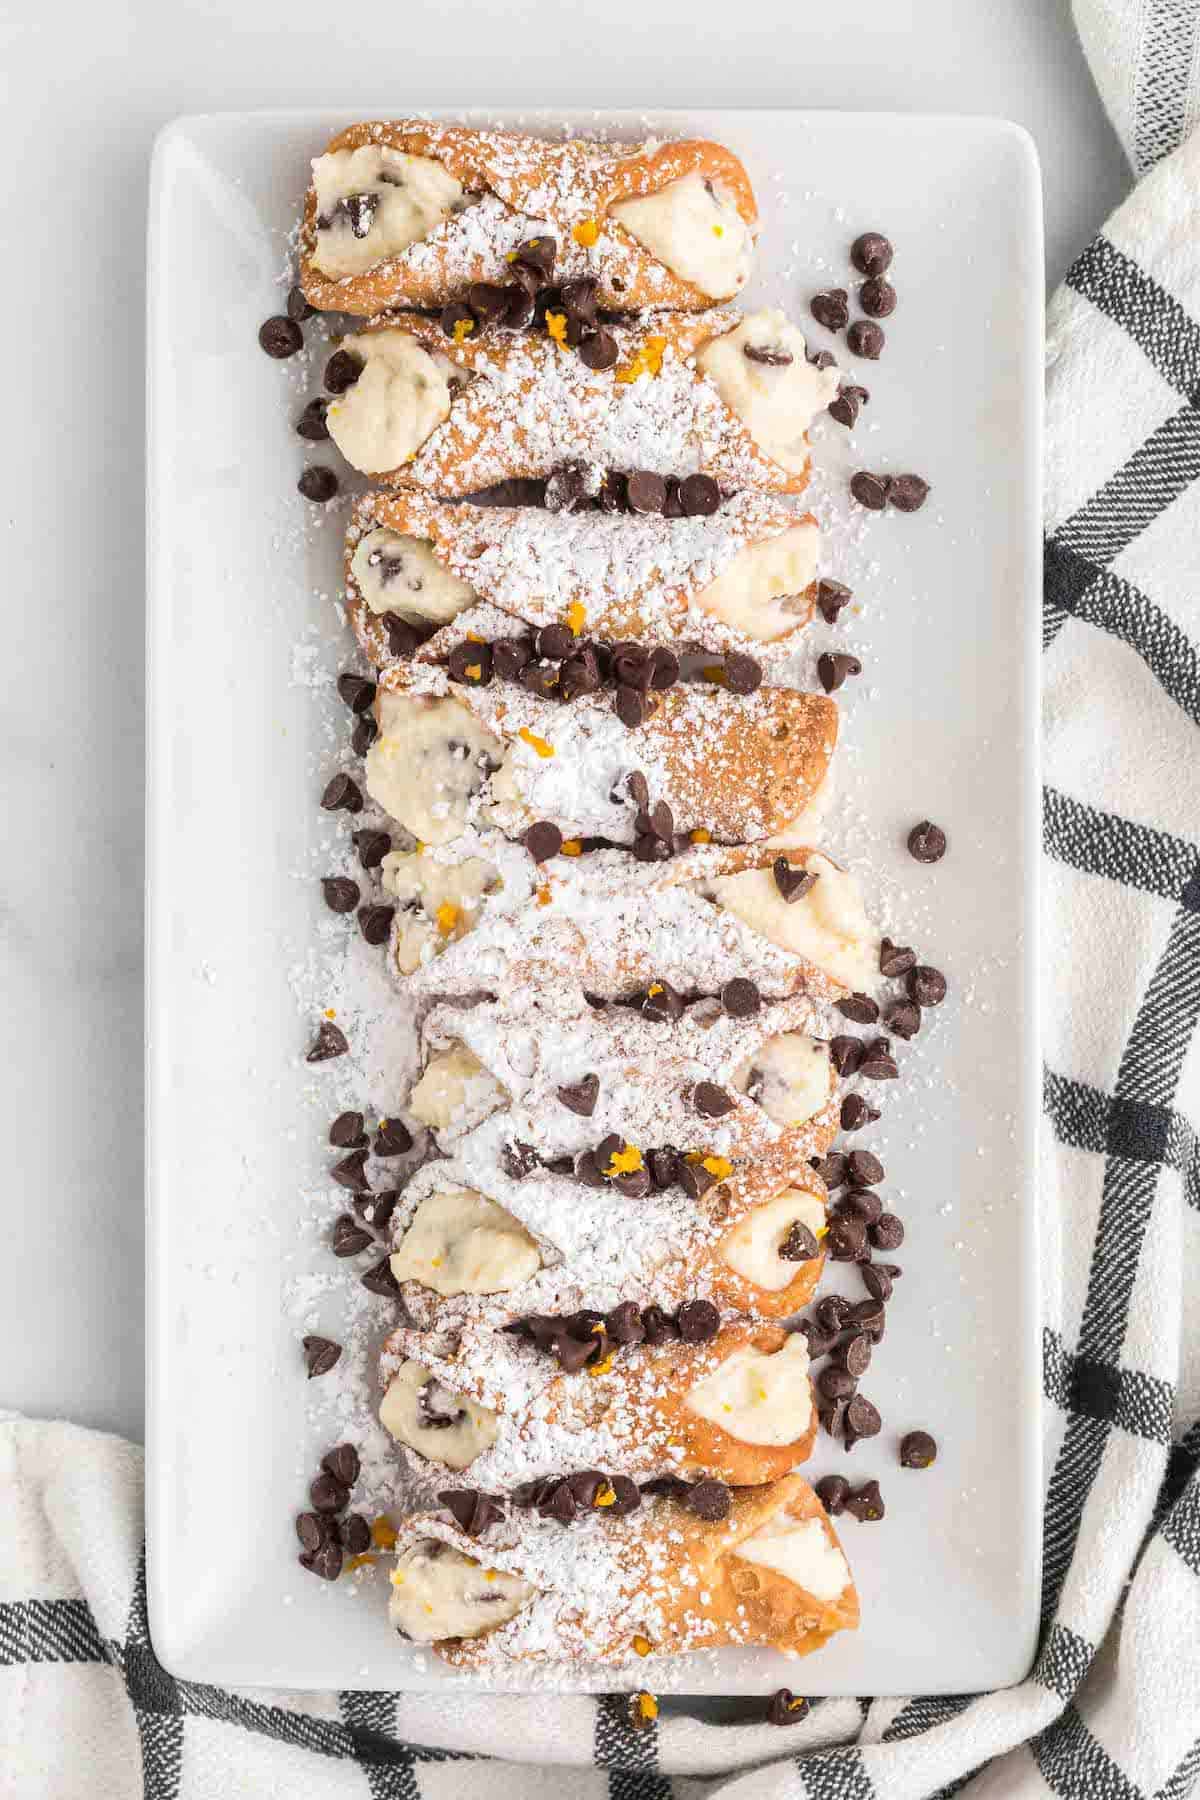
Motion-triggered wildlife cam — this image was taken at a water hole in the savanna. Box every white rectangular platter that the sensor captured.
[146,107,1043,1694]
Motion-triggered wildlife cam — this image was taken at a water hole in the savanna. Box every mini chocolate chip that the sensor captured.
[818,651,862,693]
[859,1040,900,1080]
[557,1074,600,1117]
[842,1188,883,1225]
[382,614,425,660]
[642,981,684,1023]
[780,1221,819,1262]
[860,276,896,318]
[533,621,574,660]
[847,1149,884,1187]
[303,1335,342,1378]
[647,1147,679,1190]
[439,1489,505,1537]
[440,301,477,340]
[744,342,793,366]
[840,1093,879,1131]
[767,1688,811,1727]
[838,995,880,1027]
[633,831,673,863]
[847,318,885,359]
[851,231,893,277]
[908,964,947,1006]
[819,1364,857,1401]
[677,1298,720,1343]
[844,1393,882,1445]
[575,327,616,370]
[608,1475,642,1516]
[724,652,763,695]
[607,1301,645,1345]
[515,235,556,277]
[678,472,721,516]
[300,1540,344,1581]
[688,1479,732,1521]
[816,1474,850,1515]
[810,288,849,332]
[886,999,921,1039]
[360,1256,401,1298]
[503,284,535,328]
[299,466,339,502]
[321,1442,360,1489]
[310,1472,350,1514]
[352,829,391,870]
[648,647,680,691]
[296,397,330,440]
[641,1304,681,1346]
[850,470,889,510]
[845,1478,886,1521]
[375,1118,412,1157]
[448,640,495,687]
[828,384,869,429]
[674,1158,714,1199]
[816,578,853,624]
[693,1081,734,1118]
[296,1510,331,1552]
[814,1295,851,1335]
[626,471,668,515]
[259,315,303,358]
[901,1429,938,1469]
[520,660,560,701]
[494,637,534,681]
[827,1214,868,1262]
[615,685,648,729]
[320,773,363,814]
[463,281,509,323]
[337,1512,372,1554]
[888,473,930,513]
[814,1151,849,1188]
[523,820,563,863]
[820,1398,848,1439]
[307,1020,349,1062]
[880,936,918,977]
[872,1213,905,1251]
[358,903,395,946]
[502,1141,540,1180]
[322,876,360,914]
[331,1213,373,1256]
[287,284,314,323]
[625,771,650,810]
[324,348,364,393]
[773,858,818,903]
[847,1297,887,1338]
[830,1036,865,1079]
[905,814,949,865]
[720,977,760,1018]
[369,1192,400,1232]
[797,1321,838,1358]
[861,1265,893,1303]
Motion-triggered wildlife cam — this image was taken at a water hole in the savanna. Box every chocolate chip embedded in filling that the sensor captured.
[418,1378,467,1431]
[744,340,795,367]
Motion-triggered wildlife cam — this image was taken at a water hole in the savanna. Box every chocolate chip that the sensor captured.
[872,1213,904,1251]
[844,1394,882,1446]
[818,651,862,693]
[767,1688,811,1727]
[860,1264,892,1303]
[625,771,650,811]
[879,936,917,978]
[900,1429,938,1469]
[552,1333,599,1375]
[816,578,853,624]
[349,830,389,871]
[819,1363,857,1401]
[847,1150,884,1187]
[678,1159,716,1200]
[641,1304,681,1346]
[369,1192,400,1232]
[724,652,763,695]
[331,1213,373,1257]
[615,685,649,729]
[519,659,559,700]
[286,284,314,324]
[744,342,793,366]
[491,638,532,683]
[440,301,477,341]
[693,1081,734,1118]
[842,1187,883,1225]
[633,831,673,863]
[502,1140,540,1180]
[560,647,602,701]
[810,288,849,332]
[773,858,818,903]
[888,468,935,515]
[814,1151,848,1188]
[647,647,680,692]
[306,1020,349,1062]
[780,1221,819,1262]
[859,277,896,318]
[814,1295,851,1336]
[828,384,869,429]
[358,903,395,946]
[845,1479,885,1522]
[302,1335,342,1378]
[299,466,339,502]
[797,1321,837,1358]
[360,1256,401,1298]
[296,1510,331,1552]
[352,716,376,759]
[532,621,573,661]
[320,773,363,814]
[677,1298,720,1343]
[859,1040,899,1081]
[815,1474,850,1515]
[828,1036,863,1079]
[448,640,495,687]
[674,472,719,518]
[523,820,563,864]
[847,319,885,359]
[850,470,888,510]
[322,876,360,914]
[840,1094,878,1131]
[851,231,893,277]
[642,981,684,1023]
[606,1302,645,1345]
[808,347,838,370]
[375,1119,412,1157]
[907,819,947,864]
[626,471,668,515]
[310,1472,350,1513]
[515,235,556,277]
[719,977,760,1019]
[646,1147,679,1190]
[827,1214,868,1262]
[837,997,880,1033]
[503,285,535,328]
[382,614,425,660]
[324,349,363,393]
[842,1331,873,1380]
[259,315,303,358]
[300,1540,344,1581]
[908,964,947,1007]
[296,397,330,440]
[847,1298,887,1339]
[688,1479,732,1521]
[886,999,921,1040]
[337,1513,372,1554]
[607,1475,642,1516]
[331,1147,371,1193]
[439,1489,504,1537]
[557,1074,599,1117]
[318,1442,359,1489]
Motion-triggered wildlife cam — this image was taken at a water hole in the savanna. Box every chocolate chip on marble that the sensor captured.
[299,466,339,502]
[797,1320,838,1359]
[886,999,922,1040]
[844,1478,885,1521]
[302,1335,342,1378]
[360,1256,401,1298]
[819,1363,857,1403]
[828,384,869,429]
[842,1330,874,1380]
[677,1298,720,1343]
[871,1213,905,1251]
[369,1191,400,1232]
[296,397,330,441]
[879,936,917,978]
[842,1188,883,1226]
[843,1393,882,1449]
[296,1510,331,1552]
[888,473,930,513]
[908,965,947,1007]
[299,1540,344,1581]
[320,773,363,814]
[351,829,391,870]
[816,1474,851,1515]
[907,820,947,864]
[331,1213,373,1257]
[850,470,889,510]
[814,1295,851,1335]
[816,577,853,623]
[851,231,894,277]
[351,713,377,755]
[375,1118,412,1157]
[860,1264,893,1303]
[324,348,363,393]
[337,671,376,715]
[358,903,395,946]
[813,1151,848,1189]
[337,1513,372,1554]
[827,1213,868,1262]
[900,1430,938,1469]
[259,315,303,358]
[858,1039,899,1081]
[809,288,849,333]
[322,876,360,914]
[847,319,885,360]
[859,276,896,318]
[837,993,879,1025]
[818,651,862,693]
[840,1094,879,1131]
[847,1298,887,1340]
[310,1472,350,1514]
[847,1150,884,1187]
[830,1035,865,1078]
[306,1020,349,1062]
[773,858,818,903]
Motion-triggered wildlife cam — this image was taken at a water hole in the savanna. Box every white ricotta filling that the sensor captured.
[732,1032,830,1127]
[366,694,503,846]
[683,1333,812,1446]
[381,850,499,974]
[380,1360,500,1470]
[390,1185,540,1297]
[389,1540,534,1642]
[693,523,819,641]
[326,330,460,476]
[719,1187,826,1292]
[704,852,878,994]
[734,1513,850,1603]
[351,528,479,625]
[408,1043,507,1133]
[609,171,752,299]
[311,147,465,278]
[697,310,839,474]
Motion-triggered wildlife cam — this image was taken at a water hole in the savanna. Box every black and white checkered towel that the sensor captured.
[5,16,1200,1797]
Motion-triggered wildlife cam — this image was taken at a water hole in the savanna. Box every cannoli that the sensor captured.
[343,489,820,668]
[387,1474,858,1667]
[322,309,838,495]
[378,1314,818,1488]
[363,624,837,849]
[300,122,758,316]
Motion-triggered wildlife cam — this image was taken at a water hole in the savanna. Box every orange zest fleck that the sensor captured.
[345,1553,375,1572]
[647,982,663,996]
[452,317,475,345]
[560,839,583,857]
[689,827,711,844]
[594,1481,617,1507]
[702,664,727,685]
[564,600,587,635]
[633,1635,653,1657]
[615,335,667,384]
[633,1691,659,1722]
[587,1354,615,1378]
[702,1155,733,1179]
[323,1008,337,1020]
[536,884,552,907]
[605,1143,643,1177]
[546,310,568,345]
[518,727,554,758]
[464,663,483,681]
[371,1517,398,1550]
[435,901,460,935]
[573,219,600,247]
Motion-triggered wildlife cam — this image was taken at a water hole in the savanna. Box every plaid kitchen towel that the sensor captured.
[6,27,1200,1800]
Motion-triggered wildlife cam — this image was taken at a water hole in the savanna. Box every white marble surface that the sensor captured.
[3,0,1126,1445]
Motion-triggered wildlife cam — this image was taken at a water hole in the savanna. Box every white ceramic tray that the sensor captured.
[146,107,1043,1693]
